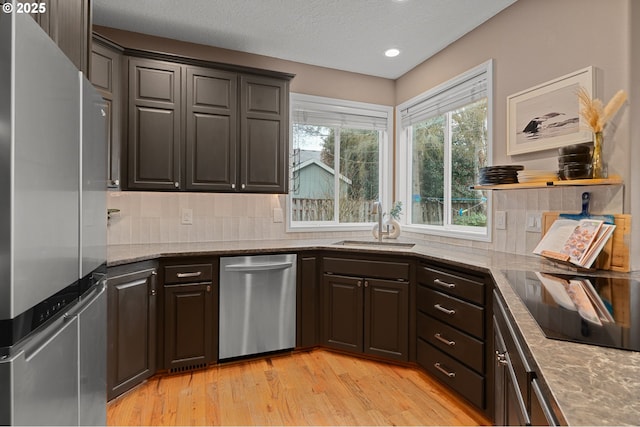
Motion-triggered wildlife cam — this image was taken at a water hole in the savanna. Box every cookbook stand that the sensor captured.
[541,212,631,272]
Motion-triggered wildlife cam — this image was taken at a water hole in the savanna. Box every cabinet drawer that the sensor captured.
[419,265,484,305]
[164,264,213,284]
[417,286,484,339]
[417,312,484,374]
[417,339,484,409]
[323,257,409,281]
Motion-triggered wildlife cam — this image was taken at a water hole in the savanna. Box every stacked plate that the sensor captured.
[517,170,558,183]
[478,165,524,185]
[558,144,592,179]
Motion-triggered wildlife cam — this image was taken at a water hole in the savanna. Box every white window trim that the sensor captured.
[395,59,494,242]
[288,93,394,232]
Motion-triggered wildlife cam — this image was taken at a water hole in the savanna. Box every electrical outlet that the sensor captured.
[181,208,193,225]
[495,210,506,230]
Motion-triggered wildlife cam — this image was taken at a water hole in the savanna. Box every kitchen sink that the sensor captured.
[333,240,415,248]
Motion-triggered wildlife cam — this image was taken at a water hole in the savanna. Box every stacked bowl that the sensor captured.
[558,144,592,179]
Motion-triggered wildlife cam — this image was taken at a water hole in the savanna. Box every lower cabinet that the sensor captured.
[162,260,218,371]
[416,263,491,412]
[494,290,558,426]
[322,256,410,361]
[106,261,158,400]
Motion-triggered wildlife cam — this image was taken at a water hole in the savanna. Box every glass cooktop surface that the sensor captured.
[503,270,640,352]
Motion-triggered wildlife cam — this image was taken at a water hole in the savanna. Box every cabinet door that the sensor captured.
[24,0,90,73]
[322,274,363,352]
[106,267,157,400]
[127,58,182,190]
[164,283,216,370]
[364,278,409,361]
[185,67,238,191]
[91,40,122,189]
[239,75,288,193]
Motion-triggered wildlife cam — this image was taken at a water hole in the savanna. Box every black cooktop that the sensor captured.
[503,270,640,352]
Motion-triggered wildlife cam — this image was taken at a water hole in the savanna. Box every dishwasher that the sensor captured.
[219,254,297,360]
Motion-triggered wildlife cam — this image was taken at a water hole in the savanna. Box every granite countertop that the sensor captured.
[107,238,640,426]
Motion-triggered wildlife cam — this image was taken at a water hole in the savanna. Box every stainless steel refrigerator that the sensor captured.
[0,11,107,426]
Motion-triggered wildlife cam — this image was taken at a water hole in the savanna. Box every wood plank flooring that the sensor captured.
[107,349,491,426]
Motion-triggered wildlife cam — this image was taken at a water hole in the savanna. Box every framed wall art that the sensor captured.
[507,66,595,155]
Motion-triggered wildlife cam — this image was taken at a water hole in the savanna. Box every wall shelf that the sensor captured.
[470,176,622,190]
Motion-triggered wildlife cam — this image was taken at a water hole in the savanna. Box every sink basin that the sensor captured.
[333,240,415,248]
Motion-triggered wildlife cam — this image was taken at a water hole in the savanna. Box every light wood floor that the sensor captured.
[107,349,491,426]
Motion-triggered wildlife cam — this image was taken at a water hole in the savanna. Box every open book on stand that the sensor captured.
[533,218,616,268]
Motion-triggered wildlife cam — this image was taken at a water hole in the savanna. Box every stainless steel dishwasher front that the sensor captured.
[219,254,297,359]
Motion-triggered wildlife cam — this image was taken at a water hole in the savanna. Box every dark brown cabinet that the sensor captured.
[90,35,123,189]
[106,261,158,401]
[416,264,490,411]
[297,254,320,348]
[127,57,182,190]
[124,55,292,193]
[25,0,91,73]
[322,257,410,361]
[239,75,289,192]
[162,261,218,371]
[493,290,558,426]
[185,67,238,191]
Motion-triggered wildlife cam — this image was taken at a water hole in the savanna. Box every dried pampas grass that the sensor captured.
[577,87,627,133]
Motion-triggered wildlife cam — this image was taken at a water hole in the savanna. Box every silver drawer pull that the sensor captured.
[176,272,202,278]
[434,303,456,315]
[434,362,456,378]
[434,333,456,346]
[434,278,456,289]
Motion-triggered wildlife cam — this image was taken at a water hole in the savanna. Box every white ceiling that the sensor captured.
[93,0,517,79]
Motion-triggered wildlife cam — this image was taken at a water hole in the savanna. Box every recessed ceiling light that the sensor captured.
[385,48,400,58]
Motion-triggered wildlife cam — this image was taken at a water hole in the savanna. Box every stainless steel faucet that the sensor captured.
[371,200,389,242]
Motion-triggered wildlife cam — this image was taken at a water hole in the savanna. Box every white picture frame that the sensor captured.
[507,66,595,155]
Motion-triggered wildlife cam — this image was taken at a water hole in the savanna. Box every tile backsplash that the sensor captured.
[107,185,624,257]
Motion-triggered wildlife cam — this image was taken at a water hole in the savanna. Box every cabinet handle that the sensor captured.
[357,280,362,288]
[241,184,246,190]
[434,362,456,378]
[434,303,456,315]
[364,281,369,288]
[206,285,211,292]
[176,271,202,278]
[151,270,157,276]
[231,183,236,189]
[434,278,456,289]
[495,351,508,366]
[150,289,157,296]
[434,333,456,346]
[111,179,120,186]
[174,182,180,188]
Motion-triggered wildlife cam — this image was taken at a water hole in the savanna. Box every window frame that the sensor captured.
[287,93,394,232]
[395,60,494,242]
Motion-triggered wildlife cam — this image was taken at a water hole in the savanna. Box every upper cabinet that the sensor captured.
[25,0,91,73]
[90,35,123,189]
[122,53,293,193]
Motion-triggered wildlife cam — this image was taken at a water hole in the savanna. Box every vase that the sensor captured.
[591,131,606,179]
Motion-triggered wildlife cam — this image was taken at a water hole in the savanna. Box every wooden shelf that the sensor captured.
[470,176,622,190]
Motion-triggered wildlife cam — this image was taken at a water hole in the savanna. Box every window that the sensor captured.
[397,60,493,240]
[289,94,393,231]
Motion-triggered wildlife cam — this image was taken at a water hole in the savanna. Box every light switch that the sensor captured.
[495,211,506,230]
[273,208,284,223]
[526,212,541,232]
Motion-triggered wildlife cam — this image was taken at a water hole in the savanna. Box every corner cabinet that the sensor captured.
[124,54,292,193]
[106,260,159,401]
[322,256,410,362]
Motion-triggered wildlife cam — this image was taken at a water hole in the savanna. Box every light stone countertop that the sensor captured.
[107,238,640,426]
